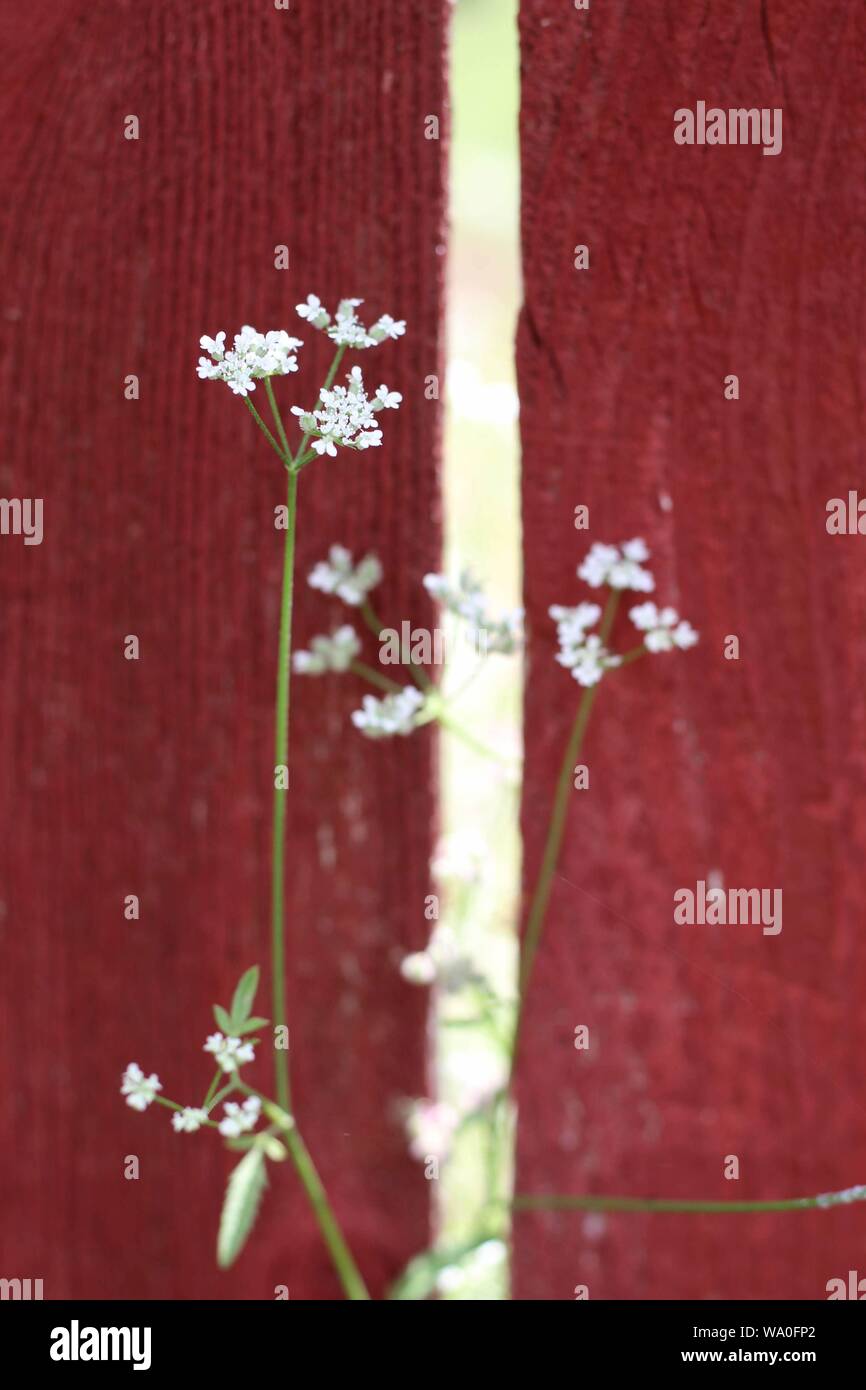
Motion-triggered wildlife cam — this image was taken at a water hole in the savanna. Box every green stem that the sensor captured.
[271,466,299,1113]
[245,396,287,464]
[350,659,402,694]
[513,1186,866,1215]
[510,590,620,1067]
[237,1082,371,1300]
[361,599,433,692]
[264,378,292,461]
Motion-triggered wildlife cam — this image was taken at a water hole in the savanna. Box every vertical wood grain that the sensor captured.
[514,0,866,1299]
[0,0,448,1298]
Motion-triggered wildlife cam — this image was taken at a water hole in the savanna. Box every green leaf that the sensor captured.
[217,1148,267,1269]
[229,965,260,1030]
[213,1004,232,1033]
[233,1015,269,1036]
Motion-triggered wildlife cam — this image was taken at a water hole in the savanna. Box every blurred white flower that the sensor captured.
[550,602,602,664]
[431,830,487,884]
[218,1096,262,1138]
[293,625,361,675]
[351,686,425,738]
[121,1062,162,1112]
[629,602,699,653]
[203,1032,256,1074]
[197,326,302,396]
[400,951,438,986]
[405,1100,459,1162]
[308,546,383,606]
[578,539,655,592]
[423,570,523,654]
[171,1107,209,1134]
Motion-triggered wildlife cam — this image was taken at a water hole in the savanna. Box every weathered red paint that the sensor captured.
[515,0,866,1298]
[0,0,447,1298]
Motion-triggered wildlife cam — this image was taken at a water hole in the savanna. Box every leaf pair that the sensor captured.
[213,964,268,1037]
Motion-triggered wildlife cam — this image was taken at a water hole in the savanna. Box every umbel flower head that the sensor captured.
[294,625,360,675]
[121,1062,162,1112]
[171,1107,209,1134]
[203,1032,256,1074]
[308,546,383,606]
[423,570,524,655]
[629,602,699,653]
[296,295,406,348]
[552,539,699,686]
[351,686,425,738]
[292,365,401,456]
[197,327,303,396]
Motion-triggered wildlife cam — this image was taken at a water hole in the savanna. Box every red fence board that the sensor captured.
[514,0,866,1299]
[0,0,447,1299]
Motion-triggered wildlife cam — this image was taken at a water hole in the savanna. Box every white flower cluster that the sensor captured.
[550,603,620,687]
[197,327,303,397]
[294,625,360,675]
[308,546,383,605]
[121,1062,162,1112]
[629,602,698,653]
[423,570,524,655]
[552,539,699,684]
[578,538,654,592]
[218,1096,262,1138]
[296,295,406,349]
[351,686,425,738]
[171,1107,209,1134]
[292,365,401,456]
[203,1032,256,1074]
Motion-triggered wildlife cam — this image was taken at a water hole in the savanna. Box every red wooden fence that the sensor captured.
[515,0,866,1298]
[0,0,447,1299]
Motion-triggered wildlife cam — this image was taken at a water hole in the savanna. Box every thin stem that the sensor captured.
[513,1186,866,1215]
[510,590,620,1067]
[202,1068,222,1109]
[361,598,433,692]
[244,396,288,465]
[236,1082,371,1300]
[271,466,299,1112]
[437,709,511,766]
[264,378,292,462]
[350,659,402,694]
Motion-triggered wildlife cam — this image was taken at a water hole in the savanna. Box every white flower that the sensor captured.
[561,633,621,687]
[431,830,487,884]
[203,1032,256,1074]
[171,1107,209,1134]
[292,366,396,454]
[405,1100,458,1162]
[402,927,479,993]
[293,625,361,675]
[218,1096,262,1138]
[295,295,405,349]
[550,602,602,661]
[121,1062,162,1112]
[423,570,524,654]
[578,539,655,592]
[197,325,303,396]
[295,294,330,328]
[374,385,402,410]
[370,314,406,342]
[308,545,383,605]
[400,951,438,986]
[351,686,425,738]
[629,602,699,653]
